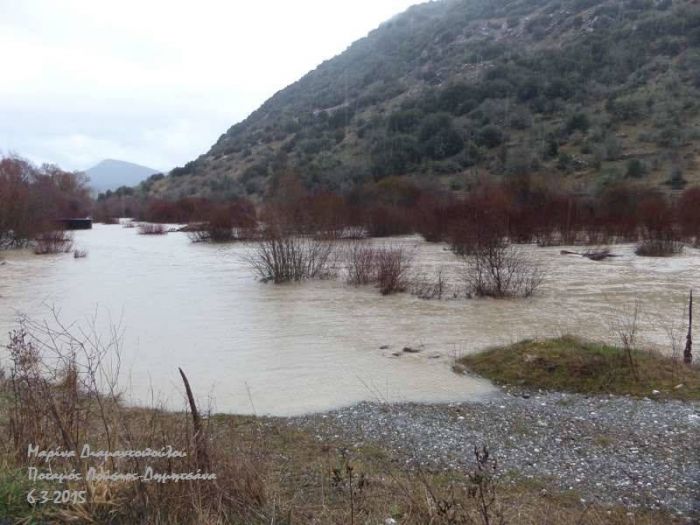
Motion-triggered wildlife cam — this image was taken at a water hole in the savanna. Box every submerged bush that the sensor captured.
[376,245,413,295]
[137,223,167,235]
[410,268,448,300]
[344,242,413,295]
[244,228,336,283]
[33,230,73,255]
[462,240,544,298]
[345,242,378,285]
[635,238,684,257]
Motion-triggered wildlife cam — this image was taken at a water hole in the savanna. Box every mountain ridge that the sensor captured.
[146,0,700,200]
[87,159,161,193]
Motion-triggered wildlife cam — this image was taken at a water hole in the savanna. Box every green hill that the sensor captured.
[148,0,700,200]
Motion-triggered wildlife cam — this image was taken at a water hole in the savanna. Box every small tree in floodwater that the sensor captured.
[244,226,336,283]
[375,245,413,295]
[33,230,73,255]
[344,241,414,295]
[345,242,378,286]
[461,239,544,298]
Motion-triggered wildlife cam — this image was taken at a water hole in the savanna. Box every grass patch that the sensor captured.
[0,467,46,520]
[458,336,700,400]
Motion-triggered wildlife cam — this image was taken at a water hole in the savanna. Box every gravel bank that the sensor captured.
[290,390,699,519]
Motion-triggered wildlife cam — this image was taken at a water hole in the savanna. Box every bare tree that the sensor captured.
[461,240,544,298]
[343,242,414,295]
[375,245,413,295]
[345,242,378,285]
[244,227,336,283]
[33,230,73,254]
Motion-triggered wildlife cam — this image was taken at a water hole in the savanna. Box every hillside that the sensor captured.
[149,0,700,200]
[87,159,160,193]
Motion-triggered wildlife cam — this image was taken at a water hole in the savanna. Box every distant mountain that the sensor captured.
[86,159,160,193]
[149,0,700,200]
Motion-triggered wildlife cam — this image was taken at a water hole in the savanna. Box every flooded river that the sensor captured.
[0,225,697,415]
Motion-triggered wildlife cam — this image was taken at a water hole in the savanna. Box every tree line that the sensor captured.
[4,154,700,257]
[0,156,91,249]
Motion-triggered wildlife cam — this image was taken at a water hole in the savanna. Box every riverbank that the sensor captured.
[1,335,698,523]
[3,398,694,524]
[286,339,699,519]
[285,338,699,518]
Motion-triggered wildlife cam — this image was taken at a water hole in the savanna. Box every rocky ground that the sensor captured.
[290,390,699,520]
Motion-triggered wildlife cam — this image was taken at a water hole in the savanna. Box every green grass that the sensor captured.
[458,336,700,401]
[0,467,44,522]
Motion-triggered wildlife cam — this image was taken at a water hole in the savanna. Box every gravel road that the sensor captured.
[291,390,699,519]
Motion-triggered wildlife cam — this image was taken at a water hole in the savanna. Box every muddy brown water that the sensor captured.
[0,225,696,415]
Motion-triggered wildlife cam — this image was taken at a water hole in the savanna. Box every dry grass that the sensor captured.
[0,314,265,524]
[184,416,682,525]
[458,336,700,401]
[0,404,684,524]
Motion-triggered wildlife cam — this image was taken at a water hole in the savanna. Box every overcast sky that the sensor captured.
[0,0,420,172]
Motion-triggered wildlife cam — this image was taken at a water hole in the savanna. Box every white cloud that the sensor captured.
[0,0,419,171]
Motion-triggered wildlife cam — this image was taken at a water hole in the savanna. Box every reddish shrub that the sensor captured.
[634,192,682,256]
[678,186,700,243]
[188,201,257,243]
[595,184,640,241]
[1,156,90,248]
[366,205,413,238]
